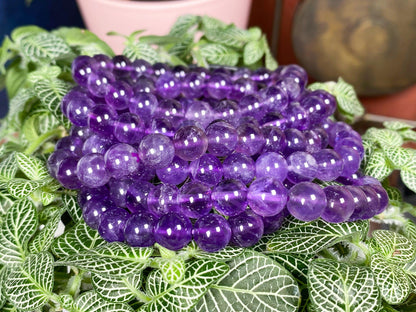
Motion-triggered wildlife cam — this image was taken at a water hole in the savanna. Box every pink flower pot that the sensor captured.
[76,0,253,54]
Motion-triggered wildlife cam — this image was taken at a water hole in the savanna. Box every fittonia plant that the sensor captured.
[0,15,416,312]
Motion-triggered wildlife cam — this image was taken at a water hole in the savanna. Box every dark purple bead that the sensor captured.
[313,127,329,149]
[369,184,389,215]
[190,154,223,187]
[128,161,156,182]
[223,153,256,185]
[105,81,133,111]
[262,85,288,114]
[211,99,240,127]
[182,72,205,98]
[150,117,175,137]
[206,120,238,157]
[138,134,175,169]
[334,137,364,160]
[359,175,382,186]
[66,96,95,127]
[303,129,322,154]
[301,95,327,126]
[124,212,158,247]
[336,171,363,186]
[132,76,156,94]
[230,78,257,100]
[131,59,153,79]
[212,179,248,217]
[313,149,344,181]
[56,157,81,190]
[260,112,289,130]
[61,88,89,117]
[172,65,188,80]
[82,134,113,155]
[156,73,181,99]
[78,186,108,208]
[283,128,307,156]
[184,100,214,129]
[108,178,132,208]
[328,122,352,147]
[153,62,171,77]
[261,126,287,154]
[336,145,361,177]
[72,55,98,87]
[113,55,132,77]
[55,136,83,157]
[87,69,115,98]
[129,92,158,125]
[239,94,266,120]
[70,126,93,141]
[346,186,370,222]
[251,68,271,84]
[286,151,318,184]
[77,153,110,188]
[113,112,144,144]
[193,214,231,252]
[228,210,264,247]
[154,99,184,125]
[263,209,289,234]
[83,197,116,229]
[88,104,118,137]
[173,126,208,161]
[353,186,380,219]
[126,181,154,213]
[47,149,73,179]
[93,54,114,70]
[287,182,326,221]
[154,212,192,250]
[310,89,336,117]
[98,208,130,242]
[156,156,189,185]
[206,73,232,100]
[283,102,310,131]
[147,183,179,217]
[232,67,251,80]
[178,181,212,219]
[322,186,355,223]
[235,123,265,156]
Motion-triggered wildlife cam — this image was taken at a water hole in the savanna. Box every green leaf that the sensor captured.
[169,37,193,59]
[5,88,36,130]
[41,191,56,206]
[62,194,83,223]
[383,185,402,201]
[5,64,27,99]
[243,39,264,65]
[4,252,54,311]
[11,25,47,43]
[262,35,278,70]
[27,65,62,83]
[333,77,364,120]
[248,27,262,41]
[401,162,416,193]
[372,230,416,264]
[193,246,244,261]
[15,152,49,181]
[404,258,416,291]
[0,152,18,180]
[199,44,239,66]
[92,273,143,303]
[56,242,153,276]
[384,147,414,169]
[369,129,404,149]
[159,258,186,284]
[204,26,251,49]
[308,81,332,93]
[140,35,182,46]
[268,253,312,286]
[267,217,368,254]
[73,290,134,312]
[194,250,299,312]
[19,32,71,62]
[29,208,63,254]
[0,199,37,265]
[51,221,105,258]
[123,42,159,63]
[363,149,393,181]
[383,120,414,131]
[143,259,228,312]
[7,178,44,199]
[400,129,416,142]
[0,267,8,309]
[403,220,416,242]
[308,259,380,312]
[371,253,411,304]
[169,15,199,38]
[200,15,226,31]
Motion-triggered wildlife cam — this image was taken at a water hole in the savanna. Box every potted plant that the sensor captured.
[0,15,415,312]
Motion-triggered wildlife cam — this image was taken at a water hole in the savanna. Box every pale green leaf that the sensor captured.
[200,15,226,31]
[4,252,53,311]
[363,149,393,181]
[56,242,153,276]
[62,194,83,222]
[27,65,61,83]
[92,273,143,303]
[308,259,380,312]
[41,191,56,206]
[370,129,404,149]
[169,15,199,37]
[262,35,278,70]
[384,147,413,169]
[401,162,416,193]
[6,88,36,129]
[29,208,63,254]
[51,221,105,258]
[193,246,244,261]
[404,258,416,291]
[0,190,13,214]
[372,230,416,264]
[7,179,44,199]
[11,25,47,43]
[159,258,186,284]
[400,129,416,142]
[308,82,332,92]
[204,26,250,49]
[123,42,159,63]
[243,39,264,65]
[19,32,71,62]
[267,217,368,254]
[21,114,39,144]
[194,250,299,312]
[200,44,239,66]
[143,259,229,312]
[0,199,37,265]
[0,153,18,180]
[5,64,27,99]
[169,37,193,59]
[15,152,49,181]
[371,253,411,304]
[383,120,413,131]
[333,77,364,119]
[403,220,416,242]
[73,290,134,312]
[248,27,262,41]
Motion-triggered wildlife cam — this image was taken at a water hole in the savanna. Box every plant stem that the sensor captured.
[64,269,84,298]
[24,128,63,155]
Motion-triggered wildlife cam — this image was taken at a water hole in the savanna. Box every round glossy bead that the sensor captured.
[233,67,251,80]
[156,156,189,185]
[255,152,288,181]
[156,72,181,99]
[154,99,184,125]
[56,157,81,189]
[279,64,308,87]
[206,73,232,100]
[263,209,289,234]
[335,145,361,177]
[153,62,171,77]
[129,161,156,182]
[300,95,327,126]
[238,94,265,120]
[247,177,288,217]
[129,92,158,125]
[358,175,382,186]
[154,212,192,250]
[98,208,130,242]
[108,178,132,208]
[82,134,113,155]
[113,112,144,144]
[283,128,307,156]
[328,122,352,147]
[230,77,257,100]
[275,77,302,101]
[334,137,364,160]
[93,54,113,70]
[131,59,153,79]
[283,102,310,131]
[286,151,318,183]
[147,183,179,216]
[350,186,379,219]
[235,123,265,156]
[260,112,289,130]
[55,136,83,157]
[211,179,248,217]
[66,96,95,127]
[71,55,98,87]
[262,85,288,114]
[70,126,93,141]
[138,134,175,169]
[178,182,212,219]
[87,69,115,98]
[182,72,205,98]
[193,214,231,252]
[126,181,154,213]
[310,89,336,117]
[78,185,109,207]
[322,186,355,223]
[88,104,118,137]
[287,182,326,221]
[185,100,214,129]
[345,186,369,222]
[228,210,264,247]
[150,117,175,137]
[336,171,363,186]
[173,126,208,161]
[112,55,132,77]
[124,212,158,247]
[104,143,139,178]
[61,88,89,117]
[47,149,73,179]
[223,153,255,185]
[132,76,155,94]
[205,120,238,157]
[303,129,322,154]
[77,153,110,188]
[211,99,240,127]
[82,197,116,229]
[313,127,329,149]
[252,68,271,84]
[190,154,223,187]
[105,81,132,111]
[261,126,287,154]
[313,149,343,181]
[367,184,388,215]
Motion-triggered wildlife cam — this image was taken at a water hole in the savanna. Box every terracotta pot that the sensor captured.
[76,0,253,54]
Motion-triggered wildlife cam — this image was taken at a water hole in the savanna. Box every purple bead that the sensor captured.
[190,154,222,187]
[283,128,307,156]
[303,129,322,154]
[124,212,158,247]
[78,186,108,208]
[112,55,132,77]
[345,186,370,222]
[275,77,302,101]
[147,183,179,217]
[128,161,156,182]
[173,126,208,161]
[279,64,308,88]
[98,208,130,242]
[310,89,336,117]
[77,153,110,188]
[262,86,288,114]
[56,157,81,189]
[335,145,361,177]
[300,95,327,126]
[313,127,329,149]
[93,54,114,70]
[66,96,95,127]
[154,99,184,125]
[185,100,214,129]
[261,126,287,154]
[247,177,287,217]
[205,121,238,157]
[132,76,155,94]
[82,134,113,155]
[263,209,289,234]
[235,123,265,156]
[83,197,116,229]
[237,116,260,128]
[255,152,288,181]
[193,214,231,252]
[55,136,83,157]
[70,126,93,141]
[129,93,158,125]
[104,143,139,178]
[211,99,240,127]
[287,182,326,221]
[206,73,232,100]
[126,181,154,213]
[182,72,205,98]
[172,65,188,80]
[47,149,73,179]
[283,102,310,131]
[138,134,175,169]
[131,59,153,79]
[260,112,289,130]
[251,68,271,84]
[230,78,257,100]
[113,112,144,144]
[322,186,355,223]
[154,212,192,250]
[61,88,88,117]
[286,151,318,183]
[232,67,251,80]
[178,182,212,219]
[72,55,98,87]
[334,137,364,160]
[87,69,115,98]
[228,210,264,247]
[328,122,352,147]
[313,149,343,181]
[336,171,363,186]
[320,118,335,132]
[238,94,265,120]
[156,72,181,99]
[153,62,171,77]
[150,117,175,137]
[155,156,188,185]
[88,104,118,137]
[108,178,132,208]
[223,153,255,185]
[368,184,389,215]
[105,81,133,111]
[359,175,382,186]
[211,179,248,217]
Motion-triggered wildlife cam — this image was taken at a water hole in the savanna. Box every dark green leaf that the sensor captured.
[7,178,44,199]
[0,152,18,180]
[62,194,83,223]
[15,152,50,181]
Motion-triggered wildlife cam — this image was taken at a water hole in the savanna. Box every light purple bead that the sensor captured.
[212,179,248,217]
[113,112,144,144]
[154,212,192,251]
[70,126,93,141]
[262,85,288,114]
[104,143,139,178]
[239,94,266,120]
[82,134,113,155]
[261,126,287,154]
[300,95,327,126]
[211,99,240,127]
[105,81,133,111]
[206,121,238,157]
[150,117,175,137]
[98,208,130,242]
[230,78,257,100]
[128,161,156,182]
[156,156,189,185]
[359,175,382,186]
[335,145,361,177]
[313,127,329,149]
[173,126,208,161]
[138,134,175,169]
[178,181,212,219]
[345,186,370,222]
[88,104,118,137]
[255,152,288,181]
[126,181,154,213]
[156,72,181,99]
[87,69,115,98]
[235,123,265,156]
[322,186,355,223]
[124,212,158,247]
[154,99,184,125]
[185,100,214,129]
[283,102,310,131]
[275,77,302,101]
[77,153,110,188]
[129,92,158,125]
[287,182,326,221]
[61,88,89,117]
[182,72,205,98]
[303,129,322,154]
[368,184,389,214]
[310,89,336,117]
[223,153,255,185]
[206,73,232,100]
[283,128,307,156]
[336,171,363,186]
[56,136,83,157]
[147,183,179,217]
[279,64,308,89]
[286,151,318,183]
[313,149,344,181]
[193,214,231,252]
[190,154,223,187]
[56,157,81,190]
[334,137,364,160]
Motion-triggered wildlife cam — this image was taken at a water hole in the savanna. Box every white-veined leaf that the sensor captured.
[267,217,368,254]
[193,246,244,261]
[243,39,264,65]
[0,267,8,309]
[371,253,411,304]
[370,129,404,149]
[159,258,186,284]
[56,242,153,276]
[204,26,251,48]
[19,32,71,62]
[308,259,380,312]
[199,44,239,66]
[404,258,416,291]
[0,152,18,180]
[169,15,199,37]
[6,88,36,129]
[363,149,393,181]
[383,120,413,131]
[384,147,413,168]
[401,162,416,193]
[372,230,416,264]
[194,250,299,312]
[400,129,416,142]
[384,185,402,202]
[11,25,47,43]
[268,253,312,286]
[403,220,416,242]
[73,290,134,312]
[200,16,226,31]
[41,191,56,206]
[123,42,159,64]
[15,152,49,181]
[29,208,63,254]
[4,252,53,311]
[333,77,364,119]
[143,259,228,312]
[62,194,83,223]
[27,65,61,83]
[0,199,37,265]
[92,273,143,303]
[51,221,105,258]
[7,178,44,199]
[168,36,193,59]
[0,190,13,214]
